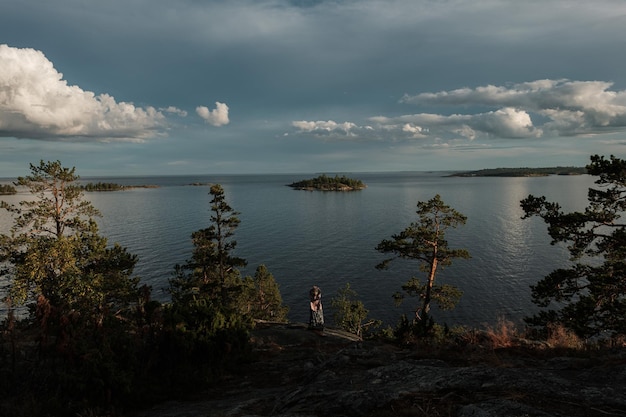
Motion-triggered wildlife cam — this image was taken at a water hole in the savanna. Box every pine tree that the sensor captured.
[242,264,289,322]
[0,161,146,412]
[169,184,249,333]
[0,160,141,330]
[376,194,470,325]
[521,154,626,338]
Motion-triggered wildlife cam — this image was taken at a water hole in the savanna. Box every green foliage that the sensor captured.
[0,165,302,415]
[0,160,151,416]
[392,312,436,343]
[161,184,267,401]
[521,154,626,339]
[170,185,245,299]
[376,194,470,324]
[0,184,16,195]
[0,160,140,317]
[82,182,126,191]
[331,283,378,338]
[80,182,158,191]
[167,184,255,370]
[169,184,247,303]
[393,277,463,312]
[1,160,100,240]
[242,264,289,322]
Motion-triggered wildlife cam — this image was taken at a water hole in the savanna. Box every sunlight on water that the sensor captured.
[0,173,596,327]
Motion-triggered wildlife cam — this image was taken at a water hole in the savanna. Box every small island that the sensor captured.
[288,174,366,191]
[450,166,586,177]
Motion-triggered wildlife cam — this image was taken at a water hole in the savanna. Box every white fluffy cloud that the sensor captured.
[291,120,380,140]
[196,102,230,127]
[370,107,541,141]
[292,120,357,135]
[401,79,626,137]
[0,44,168,141]
[293,79,626,143]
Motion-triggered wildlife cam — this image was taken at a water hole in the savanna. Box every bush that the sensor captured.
[331,283,375,338]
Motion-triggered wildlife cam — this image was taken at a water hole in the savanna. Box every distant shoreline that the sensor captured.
[81,182,159,191]
[449,167,586,177]
[0,168,589,183]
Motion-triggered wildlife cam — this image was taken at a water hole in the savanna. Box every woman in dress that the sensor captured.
[309,285,324,329]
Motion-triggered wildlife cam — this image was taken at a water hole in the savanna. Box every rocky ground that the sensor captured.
[133,323,626,417]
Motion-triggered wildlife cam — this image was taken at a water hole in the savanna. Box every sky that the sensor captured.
[1,0,626,177]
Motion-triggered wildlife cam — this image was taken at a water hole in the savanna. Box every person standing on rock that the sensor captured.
[309,285,324,330]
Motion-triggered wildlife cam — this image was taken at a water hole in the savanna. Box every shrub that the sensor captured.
[546,323,583,350]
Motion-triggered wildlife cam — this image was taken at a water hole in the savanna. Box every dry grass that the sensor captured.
[420,317,609,368]
[460,319,590,352]
[546,323,583,350]
[482,317,520,348]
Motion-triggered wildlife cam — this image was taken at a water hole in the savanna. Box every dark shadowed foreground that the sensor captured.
[133,323,626,417]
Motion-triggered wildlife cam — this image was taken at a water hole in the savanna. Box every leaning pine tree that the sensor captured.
[376,194,470,335]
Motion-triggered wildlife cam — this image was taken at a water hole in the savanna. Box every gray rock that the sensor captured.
[132,324,626,417]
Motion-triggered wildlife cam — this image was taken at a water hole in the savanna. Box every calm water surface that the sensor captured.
[1,172,595,327]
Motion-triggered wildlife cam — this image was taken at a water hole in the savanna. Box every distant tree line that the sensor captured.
[451,166,586,177]
[81,181,127,191]
[0,184,16,195]
[288,174,366,190]
[81,182,159,191]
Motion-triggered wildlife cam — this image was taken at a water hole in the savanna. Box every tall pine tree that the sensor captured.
[169,184,249,333]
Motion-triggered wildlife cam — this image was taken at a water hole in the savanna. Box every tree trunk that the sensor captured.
[423,255,437,314]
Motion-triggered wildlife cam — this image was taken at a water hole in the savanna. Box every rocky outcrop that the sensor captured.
[133,323,626,417]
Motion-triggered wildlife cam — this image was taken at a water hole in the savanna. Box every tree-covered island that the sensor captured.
[288,174,366,191]
[450,166,586,177]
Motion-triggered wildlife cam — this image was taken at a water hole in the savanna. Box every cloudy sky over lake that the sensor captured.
[1,0,626,176]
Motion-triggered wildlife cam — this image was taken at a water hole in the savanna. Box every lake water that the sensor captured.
[0,172,595,328]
